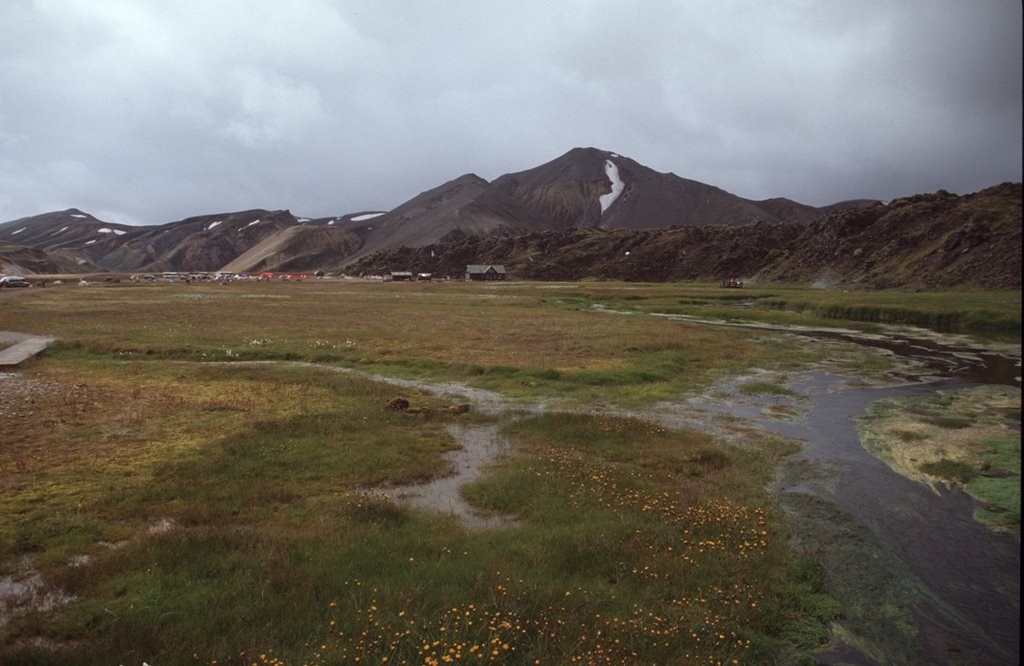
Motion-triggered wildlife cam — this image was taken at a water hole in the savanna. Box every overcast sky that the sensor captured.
[1,0,1021,225]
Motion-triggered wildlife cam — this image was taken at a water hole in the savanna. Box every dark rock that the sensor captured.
[385,398,409,411]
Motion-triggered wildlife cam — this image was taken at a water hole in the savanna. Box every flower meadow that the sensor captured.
[0,283,851,664]
[236,415,834,666]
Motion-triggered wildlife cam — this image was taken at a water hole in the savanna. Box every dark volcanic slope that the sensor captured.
[0,209,141,273]
[2,148,1013,284]
[110,209,304,272]
[221,225,362,274]
[0,208,309,273]
[346,174,554,261]
[492,147,830,230]
[350,183,1022,289]
[0,147,880,275]
[0,208,136,251]
[0,243,99,275]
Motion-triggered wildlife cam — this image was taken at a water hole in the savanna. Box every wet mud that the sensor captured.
[390,423,517,529]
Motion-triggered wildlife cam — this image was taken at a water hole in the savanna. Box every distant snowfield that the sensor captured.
[98,228,113,233]
[207,220,222,231]
[71,214,88,219]
[11,227,26,235]
[599,160,624,213]
[245,220,260,228]
[351,212,385,222]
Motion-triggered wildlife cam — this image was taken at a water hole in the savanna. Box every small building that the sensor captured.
[417,273,433,281]
[389,271,414,282]
[466,265,507,281]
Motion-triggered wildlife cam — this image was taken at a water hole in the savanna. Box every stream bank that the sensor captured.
[671,327,1020,665]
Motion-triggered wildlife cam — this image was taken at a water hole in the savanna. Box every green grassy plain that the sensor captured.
[0,280,1019,664]
[551,282,1022,336]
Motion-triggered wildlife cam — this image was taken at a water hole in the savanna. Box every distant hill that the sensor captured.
[2,149,1018,288]
[0,208,135,250]
[0,209,305,273]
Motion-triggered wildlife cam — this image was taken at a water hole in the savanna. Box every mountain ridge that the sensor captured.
[1,148,1018,288]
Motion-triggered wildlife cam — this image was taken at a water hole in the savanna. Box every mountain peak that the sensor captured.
[564,146,615,159]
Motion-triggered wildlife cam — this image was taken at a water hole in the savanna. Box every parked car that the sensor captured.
[0,275,31,288]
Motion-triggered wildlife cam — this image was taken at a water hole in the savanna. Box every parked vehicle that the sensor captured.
[0,275,31,288]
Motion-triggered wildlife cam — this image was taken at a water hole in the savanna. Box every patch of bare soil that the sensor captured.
[0,373,97,478]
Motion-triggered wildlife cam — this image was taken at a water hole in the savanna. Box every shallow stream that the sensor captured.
[682,325,1020,665]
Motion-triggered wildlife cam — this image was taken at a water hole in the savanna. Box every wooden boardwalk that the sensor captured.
[0,333,55,367]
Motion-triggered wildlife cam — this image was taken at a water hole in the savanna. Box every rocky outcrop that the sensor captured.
[350,183,1022,289]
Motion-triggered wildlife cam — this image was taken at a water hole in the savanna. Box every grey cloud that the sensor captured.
[0,0,1019,223]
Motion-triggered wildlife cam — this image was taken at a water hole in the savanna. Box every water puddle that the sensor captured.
[0,559,74,629]
[0,517,177,632]
[389,423,517,529]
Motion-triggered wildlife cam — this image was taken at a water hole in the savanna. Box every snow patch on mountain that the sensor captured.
[207,220,222,231]
[352,212,385,222]
[12,227,26,235]
[598,160,624,213]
